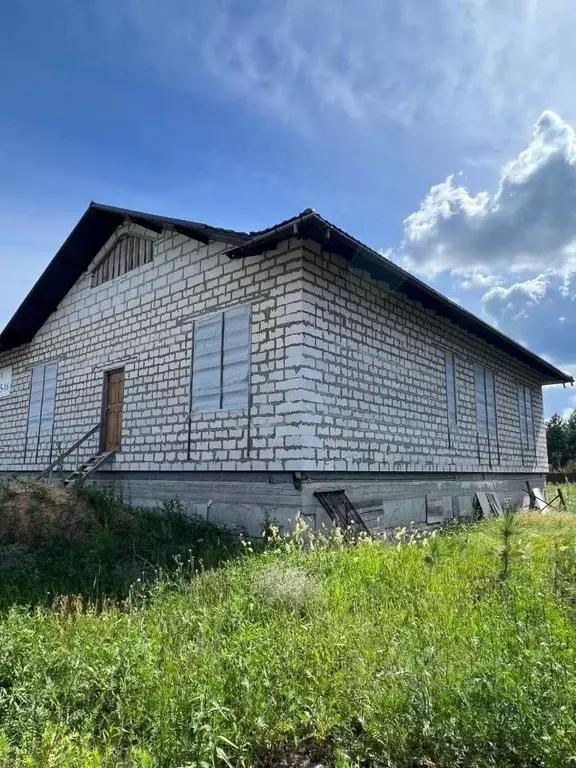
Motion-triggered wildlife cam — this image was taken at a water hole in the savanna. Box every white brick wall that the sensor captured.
[0,225,310,473]
[297,240,548,473]
[0,229,549,476]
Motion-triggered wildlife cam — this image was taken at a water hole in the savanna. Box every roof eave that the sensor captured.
[0,203,251,352]
[225,213,574,387]
[89,202,249,246]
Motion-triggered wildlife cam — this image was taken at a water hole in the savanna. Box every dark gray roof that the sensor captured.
[0,202,572,385]
[226,209,573,386]
[0,202,248,351]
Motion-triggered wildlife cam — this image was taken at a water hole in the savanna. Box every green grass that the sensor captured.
[550,481,576,511]
[1,488,576,766]
[0,478,241,607]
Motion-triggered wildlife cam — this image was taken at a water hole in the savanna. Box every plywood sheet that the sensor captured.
[476,491,502,517]
[476,492,492,518]
[486,492,503,516]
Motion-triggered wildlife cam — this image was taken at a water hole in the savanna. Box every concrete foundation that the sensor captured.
[300,471,545,534]
[2,470,546,536]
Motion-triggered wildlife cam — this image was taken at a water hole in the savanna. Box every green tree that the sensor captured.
[546,413,568,470]
[565,410,576,467]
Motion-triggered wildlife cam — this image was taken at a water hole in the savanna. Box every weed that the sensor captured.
[498,507,518,581]
[0,489,575,765]
[0,480,240,608]
[256,565,320,610]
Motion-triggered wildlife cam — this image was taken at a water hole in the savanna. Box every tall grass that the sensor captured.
[0,479,240,607]
[1,502,576,766]
[550,481,576,512]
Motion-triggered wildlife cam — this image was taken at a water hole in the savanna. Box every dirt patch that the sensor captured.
[254,738,331,768]
[0,478,96,548]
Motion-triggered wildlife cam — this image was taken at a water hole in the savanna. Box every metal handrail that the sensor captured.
[37,423,102,480]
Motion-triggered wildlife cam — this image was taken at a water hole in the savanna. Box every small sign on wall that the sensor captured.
[0,367,12,398]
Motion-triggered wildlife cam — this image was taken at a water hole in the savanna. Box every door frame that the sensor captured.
[100,367,125,452]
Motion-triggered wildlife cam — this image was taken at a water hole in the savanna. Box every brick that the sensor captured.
[0,226,548,482]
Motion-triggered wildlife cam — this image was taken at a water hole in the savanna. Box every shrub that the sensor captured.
[256,565,320,609]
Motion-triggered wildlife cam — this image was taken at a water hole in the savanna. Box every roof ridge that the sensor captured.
[246,208,317,238]
[90,201,250,239]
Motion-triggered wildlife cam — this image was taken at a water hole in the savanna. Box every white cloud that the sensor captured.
[398,111,576,279]
[483,271,576,365]
[84,0,576,146]
[451,269,504,291]
[391,109,576,369]
[562,398,576,420]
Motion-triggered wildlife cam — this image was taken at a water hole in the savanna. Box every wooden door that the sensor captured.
[104,370,124,450]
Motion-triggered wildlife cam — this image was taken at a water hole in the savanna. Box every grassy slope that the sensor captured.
[0,480,241,607]
[1,496,576,766]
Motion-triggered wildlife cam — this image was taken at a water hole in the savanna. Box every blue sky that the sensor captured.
[1,0,575,416]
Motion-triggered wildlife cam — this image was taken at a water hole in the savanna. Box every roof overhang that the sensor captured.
[2,203,572,386]
[226,211,574,386]
[0,203,248,352]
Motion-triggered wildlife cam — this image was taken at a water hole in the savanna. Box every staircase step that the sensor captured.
[61,449,115,486]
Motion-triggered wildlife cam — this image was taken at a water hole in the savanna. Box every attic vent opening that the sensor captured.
[91,235,153,287]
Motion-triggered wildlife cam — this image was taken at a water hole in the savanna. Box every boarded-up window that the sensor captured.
[475,364,499,460]
[191,306,250,413]
[40,364,58,434]
[27,363,58,441]
[485,369,498,443]
[91,235,153,287]
[518,384,536,455]
[191,313,223,413]
[426,495,452,525]
[445,351,458,428]
[475,365,489,436]
[222,305,251,410]
[27,366,45,439]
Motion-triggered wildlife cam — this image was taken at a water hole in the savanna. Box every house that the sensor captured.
[0,203,572,534]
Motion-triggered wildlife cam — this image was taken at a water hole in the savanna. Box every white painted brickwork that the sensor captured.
[0,229,548,476]
[297,240,548,474]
